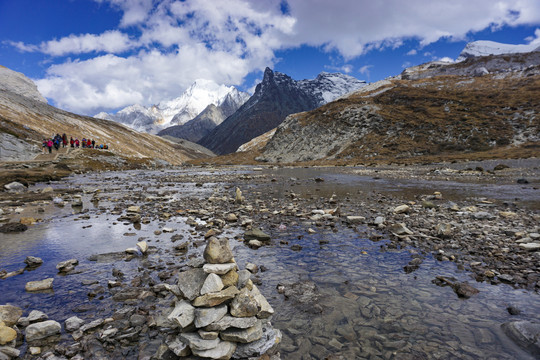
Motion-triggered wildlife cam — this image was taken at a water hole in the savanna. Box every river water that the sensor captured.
[1,167,539,359]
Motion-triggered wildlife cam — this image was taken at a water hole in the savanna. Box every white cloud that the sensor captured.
[22,0,540,115]
[525,28,540,46]
[358,65,373,78]
[406,49,417,56]
[438,57,455,63]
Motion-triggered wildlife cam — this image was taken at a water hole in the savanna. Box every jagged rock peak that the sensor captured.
[0,65,47,103]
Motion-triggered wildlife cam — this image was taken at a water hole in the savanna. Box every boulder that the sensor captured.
[4,182,26,191]
[220,269,239,288]
[65,316,85,332]
[25,320,61,342]
[0,223,28,233]
[27,310,48,323]
[0,305,23,327]
[25,278,54,292]
[203,237,234,264]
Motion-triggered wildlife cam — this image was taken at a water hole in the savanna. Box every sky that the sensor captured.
[1,0,540,116]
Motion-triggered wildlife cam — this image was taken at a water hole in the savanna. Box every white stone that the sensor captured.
[194,305,227,328]
[203,263,237,275]
[25,278,54,292]
[200,273,224,295]
[393,205,410,214]
[519,243,540,251]
[25,320,61,342]
[136,241,148,254]
[191,340,236,359]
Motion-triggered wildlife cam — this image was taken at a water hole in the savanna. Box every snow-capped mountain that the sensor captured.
[95,80,249,134]
[457,40,540,61]
[198,67,366,154]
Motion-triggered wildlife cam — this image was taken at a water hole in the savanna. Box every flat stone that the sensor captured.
[203,263,237,275]
[168,300,195,329]
[0,223,28,233]
[346,216,365,224]
[180,333,220,351]
[4,182,26,191]
[0,305,23,327]
[79,318,104,332]
[25,278,54,292]
[177,268,206,301]
[248,240,263,249]
[230,288,259,318]
[193,286,239,307]
[0,325,17,345]
[25,320,61,342]
[221,320,263,343]
[198,330,219,340]
[244,228,270,242]
[519,243,540,251]
[205,315,258,332]
[191,340,236,359]
[65,316,85,332]
[0,346,20,358]
[127,206,140,213]
[194,304,227,328]
[200,273,224,295]
[388,223,413,236]
[204,237,234,264]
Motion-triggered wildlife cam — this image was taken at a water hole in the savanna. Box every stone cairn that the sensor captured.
[167,236,281,359]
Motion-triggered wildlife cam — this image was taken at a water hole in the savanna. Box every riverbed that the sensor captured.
[1,164,539,359]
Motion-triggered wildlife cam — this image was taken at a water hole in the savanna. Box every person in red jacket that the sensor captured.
[87,139,91,148]
[47,139,53,153]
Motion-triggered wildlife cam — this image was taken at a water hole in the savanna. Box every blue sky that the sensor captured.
[1,0,539,115]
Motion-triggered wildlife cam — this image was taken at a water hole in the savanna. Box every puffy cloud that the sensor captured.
[24,0,540,114]
[283,0,540,57]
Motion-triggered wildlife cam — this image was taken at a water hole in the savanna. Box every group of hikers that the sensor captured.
[42,133,108,154]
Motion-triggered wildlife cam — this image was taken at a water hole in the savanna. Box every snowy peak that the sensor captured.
[95,79,249,134]
[300,72,367,105]
[0,65,47,103]
[457,40,540,61]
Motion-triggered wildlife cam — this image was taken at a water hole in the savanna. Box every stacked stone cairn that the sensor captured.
[166,236,281,359]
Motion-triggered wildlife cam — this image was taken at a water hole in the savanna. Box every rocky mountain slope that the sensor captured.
[258,51,540,163]
[157,91,246,142]
[96,80,249,134]
[198,68,366,155]
[0,66,210,165]
[457,40,540,61]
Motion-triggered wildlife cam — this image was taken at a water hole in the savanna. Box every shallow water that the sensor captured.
[1,167,539,359]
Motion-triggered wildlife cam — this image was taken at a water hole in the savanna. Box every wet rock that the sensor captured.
[235,187,244,204]
[501,321,540,357]
[24,256,43,268]
[435,276,479,298]
[203,237,234,264]
[25,320,61,342]
[346,216,365,224]
[136,241,148,254]
[27,310,48,323]
[519,243,540,251]
[244,228,271,242]
[56,259,78,273]
[507,306,522,316]
[25,278,54,292]
[0,223,28,233]
[517,178,529,184]
[20,217,37,225]
[64,316,85,332]
[177,268,206,301]
[0,306,23,327]
[248,240,263,249]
